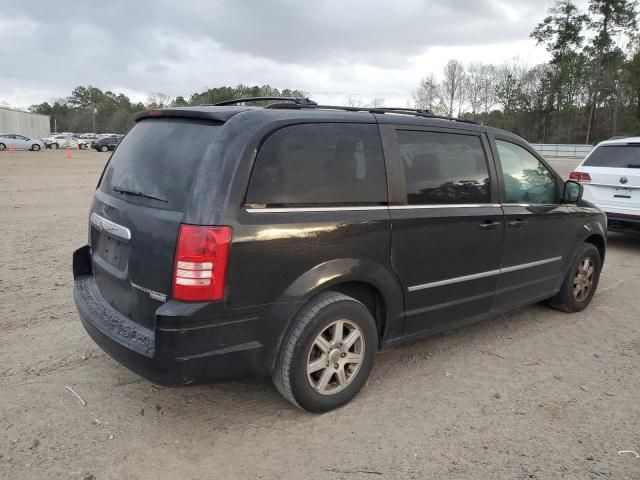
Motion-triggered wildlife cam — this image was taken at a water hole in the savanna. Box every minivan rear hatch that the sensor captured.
[90,118,222,330]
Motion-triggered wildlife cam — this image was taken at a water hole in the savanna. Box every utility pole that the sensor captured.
[92,105,96,134]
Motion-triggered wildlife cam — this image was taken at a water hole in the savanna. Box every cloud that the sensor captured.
[0,0,554,107]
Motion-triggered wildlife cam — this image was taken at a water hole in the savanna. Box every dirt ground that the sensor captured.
[1,149,639,480]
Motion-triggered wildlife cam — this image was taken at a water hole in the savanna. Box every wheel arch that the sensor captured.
[279,258,405,344]
[577,219,606,262]
[584,233,605,262]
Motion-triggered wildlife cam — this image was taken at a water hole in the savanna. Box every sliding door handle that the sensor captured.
[479,220,501,230]
[508,219,528,228]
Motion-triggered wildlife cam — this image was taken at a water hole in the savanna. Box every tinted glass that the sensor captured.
[100,118,221,210]
[397,130,490,204]
[496,140,558,204]
[246,123,387,206]
[583,145,640,168]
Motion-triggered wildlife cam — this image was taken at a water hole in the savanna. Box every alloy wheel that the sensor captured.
[573,256,595,302]
[307,319,364,395]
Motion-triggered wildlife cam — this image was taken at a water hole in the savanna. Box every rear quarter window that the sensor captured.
[583,145,640,168]
[246,123,387,206]
[99,118,221,211]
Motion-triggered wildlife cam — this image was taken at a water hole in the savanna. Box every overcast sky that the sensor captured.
[0,0,572,108]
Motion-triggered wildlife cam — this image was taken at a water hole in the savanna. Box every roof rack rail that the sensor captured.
[212,97,318,106]
[265,102,478,125]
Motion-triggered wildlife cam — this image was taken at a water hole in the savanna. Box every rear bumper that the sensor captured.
[604,211,640,231]
[73,247,299,385]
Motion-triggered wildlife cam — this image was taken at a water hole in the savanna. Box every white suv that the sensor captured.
[570,137,640,231]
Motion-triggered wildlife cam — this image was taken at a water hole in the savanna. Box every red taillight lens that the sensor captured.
[569,171,591,183]
[172,225,232,302]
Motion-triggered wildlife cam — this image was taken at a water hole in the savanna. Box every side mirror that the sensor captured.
[562,180,582,203]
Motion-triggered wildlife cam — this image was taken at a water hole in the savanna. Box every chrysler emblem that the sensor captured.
[619,176,628,184]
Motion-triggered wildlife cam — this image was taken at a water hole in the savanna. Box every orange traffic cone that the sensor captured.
[9,143,14,154]
[65,146,71,159]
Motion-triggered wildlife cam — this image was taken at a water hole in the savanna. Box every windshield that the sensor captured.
[583,145,640,168]
[99,118,221,210]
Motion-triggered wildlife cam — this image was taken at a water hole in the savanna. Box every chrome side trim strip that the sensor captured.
[501,203,559,207]
[389,204,501,210]
[408,256,563,292]
[500,256,562,273]
[408,269,501,292]
[246,204,501,213]
[90,213,131,241]
[245,206,389,213]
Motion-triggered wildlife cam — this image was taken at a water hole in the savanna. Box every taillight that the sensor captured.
[569,171,591,183]
[172,225,232,302]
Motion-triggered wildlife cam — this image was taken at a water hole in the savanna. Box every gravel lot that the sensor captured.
[1,149,639,480]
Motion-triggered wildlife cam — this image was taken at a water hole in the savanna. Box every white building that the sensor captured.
[0,107,50,139]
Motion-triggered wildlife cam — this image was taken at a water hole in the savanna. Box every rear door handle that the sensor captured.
[479,220,501,230]
[508,219,528,228]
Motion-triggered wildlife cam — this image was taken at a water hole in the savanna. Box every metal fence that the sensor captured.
[530,143,593,159]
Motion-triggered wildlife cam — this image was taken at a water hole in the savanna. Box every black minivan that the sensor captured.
[73,98,606,412]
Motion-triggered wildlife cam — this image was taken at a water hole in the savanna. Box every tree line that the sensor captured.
[28,85,306,134]
[414,0,639,144]
[28,0,638,144]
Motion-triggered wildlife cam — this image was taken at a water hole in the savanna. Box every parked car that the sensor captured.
[91,135,122,152]
[0,133,44,151]
[73,99,606,412]
[45,134,89,150]
[570,137,640,232]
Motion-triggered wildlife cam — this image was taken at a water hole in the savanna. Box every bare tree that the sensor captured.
[413,74,440,111]
[478,64,499,121]
[465,63,484,119]
[441,60,466,117]
[367,97,386,108]
[146,92,172,108]
[345,96,363,107]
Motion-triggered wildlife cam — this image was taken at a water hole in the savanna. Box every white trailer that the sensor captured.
[0,107,51,139]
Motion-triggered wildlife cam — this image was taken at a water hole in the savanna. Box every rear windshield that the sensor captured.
[583,145,640,168]
[99,118,221,210]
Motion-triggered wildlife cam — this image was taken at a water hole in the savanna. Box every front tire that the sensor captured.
[51,143,59,149]
[100,145,108,152]
[273,292,377,413]
[0,143,5,151]
[31,144,41,151]
[549,243,602,313]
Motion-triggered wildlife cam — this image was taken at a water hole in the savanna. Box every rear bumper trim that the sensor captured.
[74,276,155,357]
[605,211,640,221]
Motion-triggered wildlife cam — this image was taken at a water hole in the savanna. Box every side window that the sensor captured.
[246,123,387,206]
[396,130,490,205]
[496,140,558,204]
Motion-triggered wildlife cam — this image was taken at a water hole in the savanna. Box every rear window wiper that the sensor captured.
[113,186,168,203]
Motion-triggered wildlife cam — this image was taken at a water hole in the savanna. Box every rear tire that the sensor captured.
[273,292,377,413]
[51,143,59,149]
[0,143,5,151]
[31,144,41,151]
[548,243,601,313]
